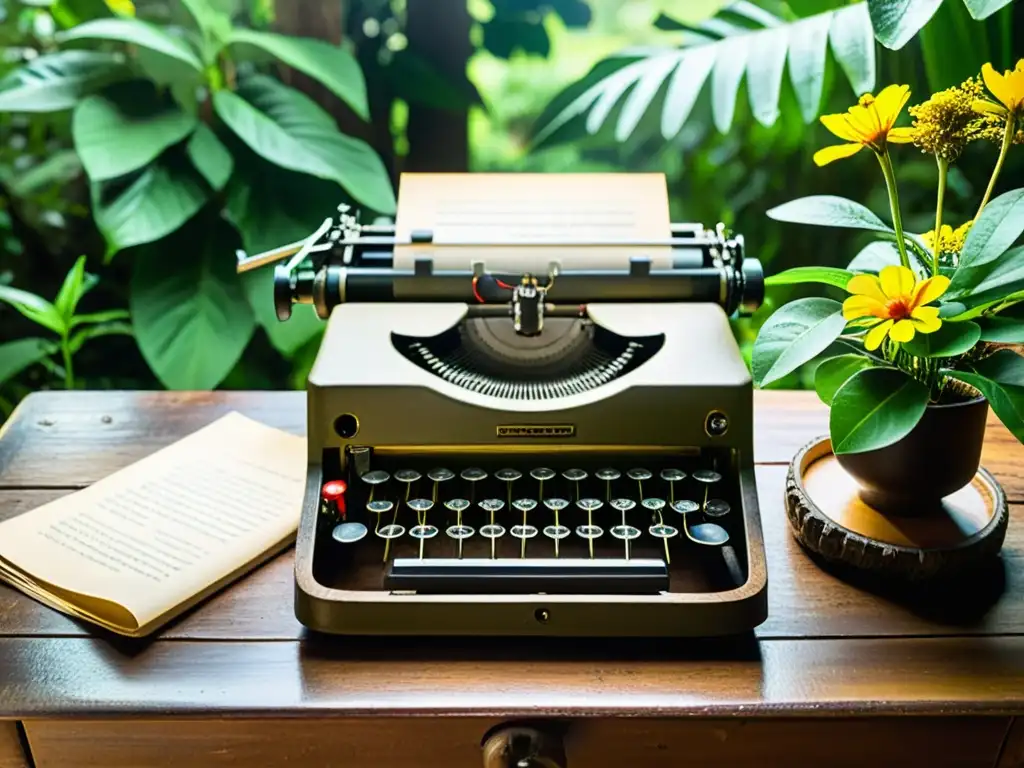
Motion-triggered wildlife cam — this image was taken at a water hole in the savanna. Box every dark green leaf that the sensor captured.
[828,3,876,94]
[660,45,716,139]
[387,51,483,112]
[867,0,943,50]
[962,0,1015,20]
[830,367,930,453]
[919,0,991,93]
[54,255,88,322]
[72,79,197,182]
[746,25,788,126]
[949,189,1024,292]
[68,320,132,354]
[765,266,854,290]
[955,246,1024,309]
[945,350,1024,442]
[549,0,592,27]
[616,53,680,141]
[752,297,847,387]
[787,12,830,123]
[0,50,127,112]
[92,154,208,255]
[228,29,368,120]
[939,301,967,318]
[978,316,1024,343]
[0,285,64,334]
[482,17,550,59]
[186,123,232,191]
[213,75,395,214]
[767,195,892,232]
[59,18,203,71]
[7,150,82,197]
[0,338,54,386]
[901,320,981,357]
[130,223,255,389]
[814,353,877,406]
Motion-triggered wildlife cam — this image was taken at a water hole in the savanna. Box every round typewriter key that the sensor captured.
[366,500,394,514]
[512,498,538,512]
[575,524,604,539]
[511,524,539,539]
[530,467,556,482]
[641,498,666,512]
[446,524,475,539]
[705,499,731,518]
[543,525,571,539]
[361,470,390,485]
[461,467,488,482]
[478,498,505,513]
[563,468,587,482]
[480,524,506,539]
[427,468,455,483]
[627,468,653,481]
[543,498,569,511]
[377,524,405,539]
[576,498,603,512]
[688,522,730,546]
[609,498,636,512]
[332,522,367,544]
[610,525,641,540]
[394,469,421,484]
[409,524,439,539]
[671,499,700,516]
[407,498,433,513]
[692,470,722,484]
[444,498,471,512]
[495,468,522,483]
[649,523,679,539]
[660,468,687,482]
[595,468,621,481]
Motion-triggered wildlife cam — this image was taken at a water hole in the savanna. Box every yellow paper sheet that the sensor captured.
[0,412,305,636]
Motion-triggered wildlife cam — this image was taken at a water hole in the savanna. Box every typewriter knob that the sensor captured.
[482,724,566,768]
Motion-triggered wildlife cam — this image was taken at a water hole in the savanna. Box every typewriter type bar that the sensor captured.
[385,558,669,594]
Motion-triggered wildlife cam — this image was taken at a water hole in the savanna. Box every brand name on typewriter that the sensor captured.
[496,424,576,438]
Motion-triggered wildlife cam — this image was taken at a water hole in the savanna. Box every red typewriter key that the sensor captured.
[321,479,347,520]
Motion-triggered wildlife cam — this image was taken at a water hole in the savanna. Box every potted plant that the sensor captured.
[753,60,1024,513]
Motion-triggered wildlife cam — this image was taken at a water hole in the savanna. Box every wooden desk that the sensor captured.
[1,390,1023,767]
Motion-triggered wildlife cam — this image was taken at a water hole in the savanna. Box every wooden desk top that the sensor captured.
[1,390,1023,720]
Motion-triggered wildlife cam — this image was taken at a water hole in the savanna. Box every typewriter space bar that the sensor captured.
[385,558,668,594]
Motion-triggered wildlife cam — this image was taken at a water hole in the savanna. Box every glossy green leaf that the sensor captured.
[0,338,54,386]
[615,53,680,141]
[228,29,369,120]
[962,0,1015,20]
[72,80,197,182]
[585,57,662,135]
[867,0,943,50]
[0,50,126,112]
[764,266,854,290]
[130,223,255,390]
[0,285,64,334]
[767,196,892,232]
[92,155,208,255]
[68,320,133,354]
[54,255,88,322]
[214,75,395,214]
[660,44,716,139]
[949,189,1024,292]
[60,18,203,71]
[747,26,788,126]
[186,123,233,191]
[955,246,1024,309]
[944,350,1024,442]
[901,320,981,357]
[977,316,1024,343]
[752,297,847,387]
[847,241,903,273]
[828,3,876,95]
[387,50,484,112]
[830,367,930,454]
[70,308,131,329]
[180,0,232,54]
[787,12,831,123]
[814,354,877,406]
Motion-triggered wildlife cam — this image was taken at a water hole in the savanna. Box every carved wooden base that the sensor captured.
[785,437,1008,582]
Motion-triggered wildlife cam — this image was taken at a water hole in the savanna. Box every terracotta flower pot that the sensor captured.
[835,396,989,513]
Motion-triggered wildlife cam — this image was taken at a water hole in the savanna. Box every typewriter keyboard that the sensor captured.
[317,455,747,594]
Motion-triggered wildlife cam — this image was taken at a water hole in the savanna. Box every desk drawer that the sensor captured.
[24,716,1009,767]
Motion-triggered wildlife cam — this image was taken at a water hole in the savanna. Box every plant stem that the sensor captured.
[60,337,74,390]
[977,114,1016,219]
[933,156,947,277]
[876,149,911,271]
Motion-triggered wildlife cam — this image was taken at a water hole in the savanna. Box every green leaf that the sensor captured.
[68,320,133,354]
[830,367,930,454]
[186,123,233,191]
[945,350,1024,442]
[747,25,788,126]
[130,223,255,390]
[752,297,847,387]
[386,50,483,112]
[7,151,83,197]
[0,285,64,334]
[955,246,1024,309]
[213,75,395,214]
[54,255,88,322]
[660,44,716,139]
[60,18,203,71]
[179,0,232,54]
[977,316,1024,343]
[901,320,981,357]
[70,308,131,329]
[847,241,903,273]
[242,269,322,357]
[764,266,854,290]
[787,12,830,123]
[615,53,680,141]
[72,79,197,182]
[228,29,369,120]
[0,50,127,112]
[814,354,877,406]
[867,0,944,50]
[0,338,54,386]
[949,189,1024,292]
[962,0,1015,20]
[767,196,892,232]
[92,153,208,255]
[828,3,876,95]
[711,35,748,132]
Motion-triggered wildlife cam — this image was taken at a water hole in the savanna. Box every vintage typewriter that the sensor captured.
[238,173,768,636]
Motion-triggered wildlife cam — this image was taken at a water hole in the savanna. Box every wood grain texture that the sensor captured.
[0,723,27,768]
[21,716,1010,768]
[4,636,1024,718]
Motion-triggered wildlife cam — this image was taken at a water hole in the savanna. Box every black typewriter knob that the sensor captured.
[482,724,566,768]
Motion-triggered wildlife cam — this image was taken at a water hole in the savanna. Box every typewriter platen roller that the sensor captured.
[239,173,768,637]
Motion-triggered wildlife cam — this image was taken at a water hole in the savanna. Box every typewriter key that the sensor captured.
[446,524,475,540]
[660,468,686,503]
[407,498,434,514]
[461,467,487,503]
[531,467,556,500]
[332,521,367,544]
[480,524,506,559]
[687,522,730,547]
[511,525,539,539]
[610,498,636,513]
[543,524,571,540]
[575,499,603,559]
[671,499,700,516]
[361,470,390,502]
[367,500,394,515]
[642,498,671,563]
[478,498,505,559]
[596,468,620,500]
[562,468,587,500]
[444,498,472,557]
[693,469,722,512]
[575,524,604,540]
[610,524,641,559]
[495,468,522,482]
[649,523,679,540]
[627,468,652,500]
[641,498,666,512]
[409,524,439,539]
[427,468,455,483]
[542,498,570,557]
[394,469,422,484]
[512,498,538,557]
[479,498,505,513]
[705,499,731,518]
[377,524,405,539]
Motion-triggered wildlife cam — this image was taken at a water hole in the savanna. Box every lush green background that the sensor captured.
[1,0,1021,418]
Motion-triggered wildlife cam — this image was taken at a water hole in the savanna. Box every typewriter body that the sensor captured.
[239,173,768,636]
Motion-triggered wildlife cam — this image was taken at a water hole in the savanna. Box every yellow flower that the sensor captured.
[843,265,949,350]
[104,0,135,15]
[921,220,972,256]
[974,60,1024,119]
[909,78,987,162]
[814,84,915,166]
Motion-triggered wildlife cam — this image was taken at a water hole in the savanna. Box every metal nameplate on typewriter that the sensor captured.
[237,173,768,637]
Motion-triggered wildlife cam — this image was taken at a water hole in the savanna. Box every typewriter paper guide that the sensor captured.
[393,172,676,272]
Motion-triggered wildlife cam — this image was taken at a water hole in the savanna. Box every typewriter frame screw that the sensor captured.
[705,410,729,437]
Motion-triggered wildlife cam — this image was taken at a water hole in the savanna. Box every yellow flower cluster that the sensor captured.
[921,221,973,256]
[909,78,988,162]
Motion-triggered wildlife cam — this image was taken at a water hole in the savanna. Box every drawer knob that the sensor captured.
[482,725,566,768]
